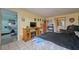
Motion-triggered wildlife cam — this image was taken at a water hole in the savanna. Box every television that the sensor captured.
[30,22,36,27]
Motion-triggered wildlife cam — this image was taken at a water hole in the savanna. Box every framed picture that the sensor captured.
[22,18,25,22]
[40,19,41,21]
[38,19,39,21]
[34,18,36,21]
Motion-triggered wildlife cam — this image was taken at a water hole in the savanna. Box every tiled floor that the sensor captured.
[1,39,68,50]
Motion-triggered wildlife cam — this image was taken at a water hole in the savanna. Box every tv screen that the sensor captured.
[30,22,36,27]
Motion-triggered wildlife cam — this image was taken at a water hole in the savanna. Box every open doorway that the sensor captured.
[1,9,18,45]
[55,17,66,32]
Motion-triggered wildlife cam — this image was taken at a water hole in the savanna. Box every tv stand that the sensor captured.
[22,27,41,42]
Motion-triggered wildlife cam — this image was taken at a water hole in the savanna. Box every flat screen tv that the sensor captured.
[30,22,36,27]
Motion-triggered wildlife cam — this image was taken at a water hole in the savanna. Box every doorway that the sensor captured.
[1,9,18,45]
[55,17,66,32]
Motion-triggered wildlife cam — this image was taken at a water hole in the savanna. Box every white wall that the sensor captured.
[49,13,79,32]
[66,13,79,28]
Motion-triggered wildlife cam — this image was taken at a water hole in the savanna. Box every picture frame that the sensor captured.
[22,18,25,22]
[34,18,36,21]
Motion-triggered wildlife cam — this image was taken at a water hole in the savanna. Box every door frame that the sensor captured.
[55,17,66,32]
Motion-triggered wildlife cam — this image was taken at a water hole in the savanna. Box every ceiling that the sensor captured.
[26,8,79,17]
